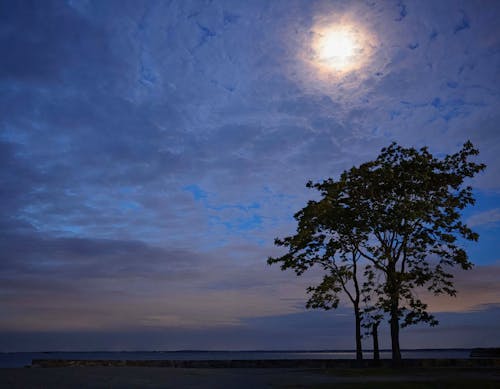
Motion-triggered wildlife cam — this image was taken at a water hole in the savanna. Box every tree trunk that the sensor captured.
[390,300,402,365]
[388,263,402,366]
[372,322,380,362]
[354,305,363,363]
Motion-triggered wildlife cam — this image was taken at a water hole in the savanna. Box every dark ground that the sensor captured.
[1,367,499,388]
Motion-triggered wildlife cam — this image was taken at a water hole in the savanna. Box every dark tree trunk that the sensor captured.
[388,263,402,366]
[372,322,380,361]
[390,300,402,365]
[354,305,363,363]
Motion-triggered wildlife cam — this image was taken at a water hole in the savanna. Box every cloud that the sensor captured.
[417,262,500,313]
[2,226,499,334]
[1,0,500,349]
[467,208,500,227]
[2,0,499,251]
[2,304,499,351]
[0,0,125,87]
[0,229,325,332]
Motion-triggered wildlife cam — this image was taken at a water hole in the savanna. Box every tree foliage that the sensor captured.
[268,179,366,361]
[268,141,485,363]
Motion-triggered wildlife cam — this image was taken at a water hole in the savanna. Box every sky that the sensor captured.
[1,0,499,352]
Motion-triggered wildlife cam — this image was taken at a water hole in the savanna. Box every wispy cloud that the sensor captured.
[467,208,500,227]
[1,0,499,349]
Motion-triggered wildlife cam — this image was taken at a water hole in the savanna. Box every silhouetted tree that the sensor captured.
[362,312,382,362]
[304,250,364,362]
[268,183,368,362]
[269,141,484,365]
[361,267,384,362]
[315,141,484,364]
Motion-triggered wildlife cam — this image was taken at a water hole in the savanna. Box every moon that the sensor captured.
[311,24,369,74]
[318,30,355,67]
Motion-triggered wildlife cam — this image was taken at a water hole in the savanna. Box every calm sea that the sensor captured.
[0,349,472,368]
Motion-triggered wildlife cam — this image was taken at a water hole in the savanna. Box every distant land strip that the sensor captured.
[31,358,500,369]
[470,348,500,358]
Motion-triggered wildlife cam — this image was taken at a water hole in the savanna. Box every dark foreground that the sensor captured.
[1,366,499,388]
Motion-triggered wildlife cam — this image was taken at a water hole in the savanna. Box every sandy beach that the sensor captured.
[1,366,499,388]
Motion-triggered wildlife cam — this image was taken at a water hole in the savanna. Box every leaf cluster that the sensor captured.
[268,140,485,329]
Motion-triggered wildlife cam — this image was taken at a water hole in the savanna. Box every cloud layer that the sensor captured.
[1,0,499,350]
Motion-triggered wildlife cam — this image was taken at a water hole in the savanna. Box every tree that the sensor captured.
[268,176,369,362]
[314,141,485,364]
[361,310,382,362]
[268,141,485,365]
[361,267,384,362]
[304,250,364,362]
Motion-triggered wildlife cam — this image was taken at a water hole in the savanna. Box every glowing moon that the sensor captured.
[318,30,355,66]
[311,24,370,74]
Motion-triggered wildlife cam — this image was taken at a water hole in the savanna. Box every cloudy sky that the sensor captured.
[1,0,499,351]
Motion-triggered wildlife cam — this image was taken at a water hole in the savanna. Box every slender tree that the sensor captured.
[362,313,382,362]
[305,250,364,362]
[306,141,485,364]
[268,181,368,362]
[361,267,384,362]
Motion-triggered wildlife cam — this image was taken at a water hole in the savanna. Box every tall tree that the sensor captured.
[310,141,485,364]
[268,181,367,362]
[268,141,484,365]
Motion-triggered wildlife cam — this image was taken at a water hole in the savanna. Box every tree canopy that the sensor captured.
[268,141,485,364]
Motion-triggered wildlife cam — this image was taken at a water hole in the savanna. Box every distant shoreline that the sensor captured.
[30,357,500,369]
[0,349,484,368]
[1,348,476,353]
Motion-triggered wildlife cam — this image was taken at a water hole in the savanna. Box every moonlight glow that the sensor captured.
[318,30,356,68]
[311,23,371,74]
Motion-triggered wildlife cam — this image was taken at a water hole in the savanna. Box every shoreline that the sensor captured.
[30,357,500,368]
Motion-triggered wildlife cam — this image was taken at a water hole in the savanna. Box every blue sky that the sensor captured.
[1,0,499,351]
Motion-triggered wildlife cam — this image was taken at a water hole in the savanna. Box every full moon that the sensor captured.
[319,30,355,64]
[316,28,357,71]
[311,24,369,74]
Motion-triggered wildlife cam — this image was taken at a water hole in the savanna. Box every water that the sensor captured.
[0,349,472,368]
